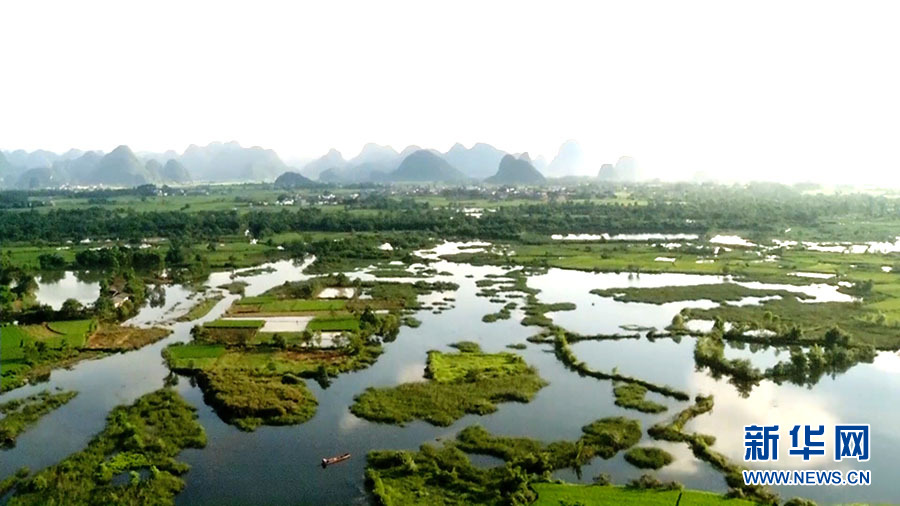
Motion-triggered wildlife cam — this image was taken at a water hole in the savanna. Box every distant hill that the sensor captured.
[531,154,548,172]
[0,152,11,185]
[4,149,58,170]
[319,162,391,183]
[160,159,191,183]
[88,145,156,186]
[348,143,400,168]
[443,143,507,179]
[398,145,423,159]
[315,144,403,183]
[180,141,287,182]
[485,154,546,185]
[302,149,347,180]
[61,151,103,182]
[390,150,467,183]
[274,171,316,189]
[598,156,639,181]
[17,167,70,189]
[145,159,163,181]
[546,140,584,176]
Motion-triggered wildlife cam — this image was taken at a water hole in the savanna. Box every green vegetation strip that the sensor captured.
[553,331,689,401]
[307,315,359,332]
[457,418,641,471]
[351,344,546,426]
[687,295,898,349]
[176,294,224,322]
[7,389,206,505]
[648,395,777,504]
[235,298,347,313]
[1,390,78,448]
[591,283,813,304]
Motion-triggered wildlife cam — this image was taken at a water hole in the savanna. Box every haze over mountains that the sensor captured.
[0,140,639,189]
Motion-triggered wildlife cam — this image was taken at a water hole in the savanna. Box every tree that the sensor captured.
[60,298,84,319]
[165,241,188,266]
[824,327,850,348]
[38,253,67,270]
[13,274,38,298]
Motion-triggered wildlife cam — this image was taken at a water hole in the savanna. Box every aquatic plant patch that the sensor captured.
[7,389,206,505]
[350,348,546,426]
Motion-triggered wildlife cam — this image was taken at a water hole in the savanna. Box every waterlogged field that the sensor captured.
[2,231,900,505]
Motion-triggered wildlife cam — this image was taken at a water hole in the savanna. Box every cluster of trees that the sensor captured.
[695,325,877,395]
[0,254,38,316]
[4,183,900,243]
[65,247,164,271]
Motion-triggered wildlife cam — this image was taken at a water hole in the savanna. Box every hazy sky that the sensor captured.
[3,1,899,182]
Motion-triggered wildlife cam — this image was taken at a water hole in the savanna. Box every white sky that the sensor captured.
[2,0,899,183]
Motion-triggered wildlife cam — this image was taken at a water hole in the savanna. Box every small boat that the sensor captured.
[321,453,351,468]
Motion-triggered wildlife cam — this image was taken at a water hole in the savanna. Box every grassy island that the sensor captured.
[176,294,224,322]
[591,283,813,305]
[164,276,455,430]
[7,389,206,505]
[351,344,546,426]
[623,447,674,470]
[613,382,668,414]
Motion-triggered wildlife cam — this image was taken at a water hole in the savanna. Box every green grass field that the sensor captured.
[234,297,347,313]
[177,295,225,322]
[163,343,227,370]
[1,319,96,392]
[531,483,756,505]
[306,315,359,332]
[1,319,95,360]
[427,348,529,383]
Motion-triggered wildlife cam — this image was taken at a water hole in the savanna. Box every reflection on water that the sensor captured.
[34,271,101,310]
[3,244,897,504]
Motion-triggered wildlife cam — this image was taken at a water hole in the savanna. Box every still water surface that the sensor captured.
[2,244,897,504]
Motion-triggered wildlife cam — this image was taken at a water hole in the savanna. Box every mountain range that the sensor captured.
[0,141,292,188]
[1,139,640,188]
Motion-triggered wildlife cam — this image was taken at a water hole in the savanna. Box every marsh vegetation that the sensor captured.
[0,390,77,448]
[6,389,205,505]
[351,344,546,426]
[4,183,900,504]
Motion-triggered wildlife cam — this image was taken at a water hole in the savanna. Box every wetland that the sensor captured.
[3,183,900,505]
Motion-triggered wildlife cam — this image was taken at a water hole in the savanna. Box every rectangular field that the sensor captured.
[307,316,360,332]
[233,298,347,313]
